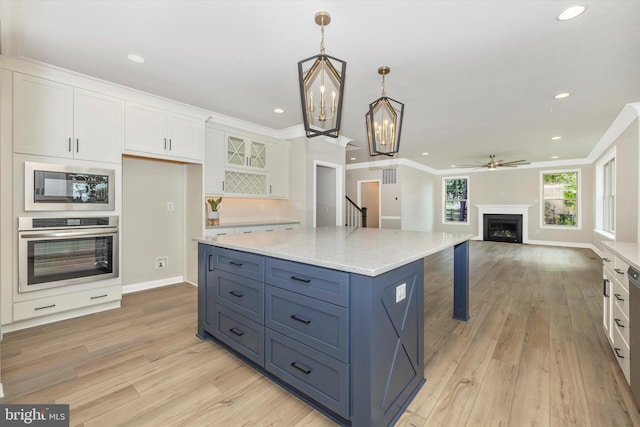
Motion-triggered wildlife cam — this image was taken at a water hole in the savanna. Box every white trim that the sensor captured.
[594,228,616,241]
[476,205,531,243]
[526,239,594,249]
[595,147,616,235]
[380,215,402,220]
[122,276,183,294]
[540,169,582,230]
[346,157,439,175]
[588,102,640,163]
[0,383,4,399]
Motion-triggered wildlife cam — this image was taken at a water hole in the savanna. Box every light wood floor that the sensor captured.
[2,241,639,426]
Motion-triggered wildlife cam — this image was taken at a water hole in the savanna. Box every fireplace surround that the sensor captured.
[476,205,531,244]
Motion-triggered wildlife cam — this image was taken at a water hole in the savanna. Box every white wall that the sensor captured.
[122,157,185,288]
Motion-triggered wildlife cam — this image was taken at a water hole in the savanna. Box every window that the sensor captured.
[443,177,469,224]
[541,170,580,228]
[603,158,615,233]
[596,147,615,236]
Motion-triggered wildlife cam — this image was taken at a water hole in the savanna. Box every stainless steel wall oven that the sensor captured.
[18,216,119,292]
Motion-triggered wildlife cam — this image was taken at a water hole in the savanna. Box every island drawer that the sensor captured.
[213,303,264,367]
[613,280,630,317]
[266,285,348,361]
[265,329,349,418]
[613,301,630,347]
[265,258,349,307]
[214,270,264,323]
[213,247,264,282]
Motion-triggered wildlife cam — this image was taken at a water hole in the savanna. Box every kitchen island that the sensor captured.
[194,227,472,427]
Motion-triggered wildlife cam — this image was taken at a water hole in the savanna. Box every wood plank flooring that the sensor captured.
[1,241,639,426]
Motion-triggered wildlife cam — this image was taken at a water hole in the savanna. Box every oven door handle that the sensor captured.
[20,229,119,239]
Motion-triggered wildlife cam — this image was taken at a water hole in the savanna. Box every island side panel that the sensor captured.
[453,240,470,321]
[350,259,425,427]
[197,243,214,339]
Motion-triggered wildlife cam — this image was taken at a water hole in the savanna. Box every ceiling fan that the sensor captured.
[459,155,530,171]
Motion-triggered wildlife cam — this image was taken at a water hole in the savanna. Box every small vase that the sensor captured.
[208,211,220,226]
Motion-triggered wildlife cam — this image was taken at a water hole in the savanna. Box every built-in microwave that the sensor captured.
[25,162,115,211]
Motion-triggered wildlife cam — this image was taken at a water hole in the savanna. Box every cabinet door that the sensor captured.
[13,73,73,158]
[167,112,203,161]
[226,135,247,167]
[268,143,289,198]
[73,89,123,163]
[124,102,167,156]
[248,140,266,169]
[205,127,225,194]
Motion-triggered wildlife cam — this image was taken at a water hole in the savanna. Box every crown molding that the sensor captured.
[587,102,640,163]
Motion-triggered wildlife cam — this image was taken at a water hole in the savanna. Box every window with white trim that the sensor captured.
[443,177,469,224]
[541,170,580,228]
[596,147,616,236]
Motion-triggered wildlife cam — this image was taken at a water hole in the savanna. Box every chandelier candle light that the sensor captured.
[298,11,346,138]
[366,66,404,157]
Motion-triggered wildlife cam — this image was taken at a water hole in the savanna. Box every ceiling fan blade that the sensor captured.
[499,160,529,165]
[458,164,487,168]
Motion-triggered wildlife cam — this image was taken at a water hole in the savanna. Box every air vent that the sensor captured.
[382,168,397,184]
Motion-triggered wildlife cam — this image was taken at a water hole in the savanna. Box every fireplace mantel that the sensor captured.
[475,205,531,243]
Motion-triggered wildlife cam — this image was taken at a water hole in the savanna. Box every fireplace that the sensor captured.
[483,214,523,243]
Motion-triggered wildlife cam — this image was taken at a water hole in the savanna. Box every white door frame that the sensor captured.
[357,179,382,228]
[313,160,344,228]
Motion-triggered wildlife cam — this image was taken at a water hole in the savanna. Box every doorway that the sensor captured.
[358,180,381,228]
[314,162,343,227]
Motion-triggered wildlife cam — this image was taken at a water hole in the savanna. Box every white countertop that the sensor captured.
[205,219,299,229]
[194,226,472,276]
[604,241,640,271]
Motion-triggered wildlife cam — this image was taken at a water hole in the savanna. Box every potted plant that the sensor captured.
[207,197,222,226]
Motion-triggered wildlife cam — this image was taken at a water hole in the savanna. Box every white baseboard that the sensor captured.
[122,276,184,294]
[473,235,597,253]
[0,383,4,399]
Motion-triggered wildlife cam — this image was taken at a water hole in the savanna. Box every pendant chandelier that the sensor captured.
[298,12,346,138]
[366,66,404,157]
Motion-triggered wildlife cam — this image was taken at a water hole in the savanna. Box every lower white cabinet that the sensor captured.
[13,285,121,321]
[205,223,299,238]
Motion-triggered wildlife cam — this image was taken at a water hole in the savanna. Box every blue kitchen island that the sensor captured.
[194,227,471,427]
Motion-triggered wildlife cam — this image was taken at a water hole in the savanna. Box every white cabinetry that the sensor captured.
[124,101,203,162]
[13,73,123,163]
[267,142,289,199]
[602,247,631,383]
[205,127,289,198]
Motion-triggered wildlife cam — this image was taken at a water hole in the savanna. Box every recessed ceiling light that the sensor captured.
[350,157,356,161]
[554,92,571,99]
[422,152,429,156]
[552,136,562,140]
[450,164,456,168]
[273,108,284,114]
[127,54,145,63]
[558,5,586,21]
[551,155,559,159]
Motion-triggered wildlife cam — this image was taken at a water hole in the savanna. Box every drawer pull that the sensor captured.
[615,318,625,328]
[34,304,56,311]
[603,279,609,297]
[290,276,311,283]
[229,261,244,267]
[208,254,214,271]
[90,294,108,300]
[290,361,312,375]
[603,257,611,262]
[614,293,625,302]
[229,290,244,298]
[614,347,624,359]
[229,328,244,337]
[290,314,311,324]
[614,268,625,275]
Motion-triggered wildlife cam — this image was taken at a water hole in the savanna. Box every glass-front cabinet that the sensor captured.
[226,135,266,171]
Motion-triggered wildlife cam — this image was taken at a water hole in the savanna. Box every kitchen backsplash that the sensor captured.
[204,196,293,223]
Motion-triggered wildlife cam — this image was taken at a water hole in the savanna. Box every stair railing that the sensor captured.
[345,196,367,228]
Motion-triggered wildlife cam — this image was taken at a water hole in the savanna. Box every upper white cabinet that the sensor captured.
[124,101,203,163]
[205,128,289,198]
[267,142,289,199]
[226,135,266,170]
[13,73,123,163]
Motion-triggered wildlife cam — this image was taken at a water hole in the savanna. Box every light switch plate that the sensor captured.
[396,283,406,303]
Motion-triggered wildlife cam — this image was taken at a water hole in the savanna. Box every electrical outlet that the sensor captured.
[155,257,168,269]
[395,283,406,303]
